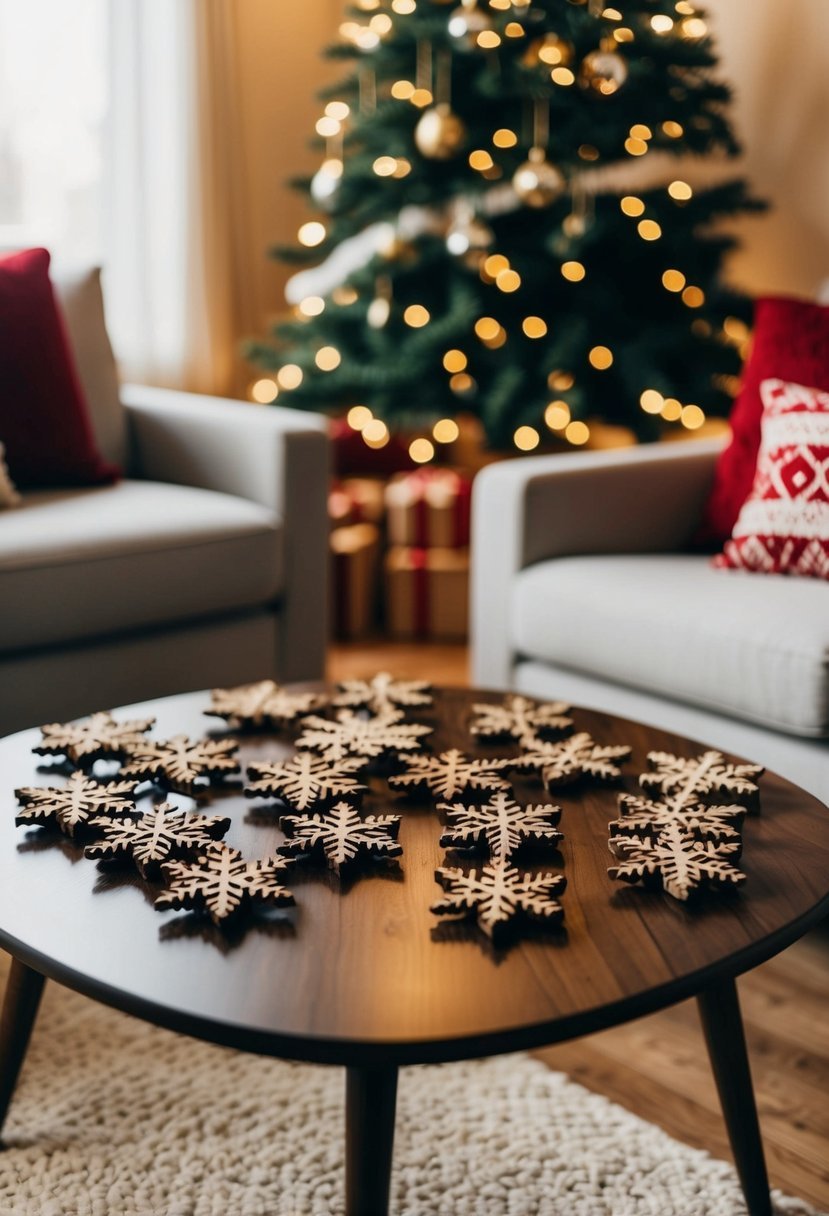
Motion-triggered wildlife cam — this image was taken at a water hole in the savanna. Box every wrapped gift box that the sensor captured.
[328,478,385,530]
[331,523,381,639]
[385,468,472,549]
[385,546,469,640]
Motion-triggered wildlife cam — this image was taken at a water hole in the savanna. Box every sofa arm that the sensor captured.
[122,383,330,682]
[470,439,724,689]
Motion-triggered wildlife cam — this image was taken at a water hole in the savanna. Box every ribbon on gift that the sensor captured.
[386,468,472,548]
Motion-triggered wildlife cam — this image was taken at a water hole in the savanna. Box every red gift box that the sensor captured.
[385,468,472,549]
[385,546,469,640]
[328,478,386,530]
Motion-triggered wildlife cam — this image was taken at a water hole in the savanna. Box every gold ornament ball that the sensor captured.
[512,150,566,208]
[579,50,629,95]
[415,103,467,160]
[523,33,575,68]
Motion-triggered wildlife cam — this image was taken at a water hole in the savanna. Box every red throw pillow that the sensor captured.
[698,296,829,545]
[0,248,119,488]
[713,378,829,578]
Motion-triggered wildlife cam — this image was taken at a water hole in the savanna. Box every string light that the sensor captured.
[250,378,278,404]
[522,316,547,338]
[369,13,392,35]
[589,345,613,370]
[315,346,341,371]
[630,124,652,140]
[391,0,416,11]
[363,419,390,448]
[393,158,412,178]
[682,285,705,307]
[650,14,675,33]
[404,304,430,327]
[489,0,511,9]
[565,421,590,445]
[548,370,575,390]
[483,254,510,277]
[723,316,750,342]
[544,401,570,429]
[625,137,648,156]
[449,372,475,393]
[277,364,303,390]
[613,27,634,41]
[662,120,684,138]
[477,30,501,48]
[561,261,586,281]
[661,397,682,421]
[662,269,686,292]
[514,425,540,450]
[298,222,326,247]
[373,156,398,176]
[409,437,435,463]
[505,22,525,36]
[620,196,645,216]
[578,144,600,161]
[474,316,501,341]
[668,179,693,200]
[347,405,373,430]
[325,101,350,121]
[332,285,358,305]
[443,349,467,372]
[391,79,415,99]
[496,269,521,293]
[493,128,518,148]
[640,389,664,413]
[551,67,575,86]
[433,418,460,443]
[298,296,325,317]
[675,1,696,12]
[637,219,662,240]
[315,116,341,138]
[602,7,622,18]
[410,88,433,107]
[681,17,707,37]
[681,404,705,429]
[469,149,495,171]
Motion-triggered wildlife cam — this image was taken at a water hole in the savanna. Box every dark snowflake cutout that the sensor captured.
[432,862,566,942]
[294,710,431,762]
[470,695,572,747]
[85,802,231,877]
[332,672,433,715]
[641,750,763,807]
[510,733,632,788]
[15,772,139,838]
[439,791,563,860]
[279,800,402,875]
[205,680,324,729]
[389,749,510,802]
[156,843,295,924]
[245,752,368,812]
[611,793,745,846]
[120,735,240,795]
[608,821,746,902]
[34,712,155,765]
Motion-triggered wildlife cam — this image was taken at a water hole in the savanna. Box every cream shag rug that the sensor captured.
[0,960,822,1216]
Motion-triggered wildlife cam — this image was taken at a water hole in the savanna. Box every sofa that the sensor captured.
[471,440,828,804]
[0,267,329,737]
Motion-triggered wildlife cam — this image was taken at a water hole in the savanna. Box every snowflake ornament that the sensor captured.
[641,750,763,807]
[34,712,155,765]
[611,793,745,846]
[333,672,433,715]
[205,680,323,729]
[246,752,368,812]
[120,735,240,795]
[608,821,746,902]
[432,862,566,941]
[294,710,431,762]
[439,792,563,860]
[14,772,139,838]
[156,843,295,924]
[279,800,402,874]
[510,733,632,788]
[85,802,231,877]
[389,749,510,801]
[470,695,572,747]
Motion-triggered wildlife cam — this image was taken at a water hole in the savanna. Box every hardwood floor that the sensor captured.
[329,638,829,1212]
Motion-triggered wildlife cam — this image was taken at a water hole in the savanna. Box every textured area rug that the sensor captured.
[0,958,822,1216]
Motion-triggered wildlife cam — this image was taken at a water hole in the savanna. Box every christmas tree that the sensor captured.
[248,0,763,454]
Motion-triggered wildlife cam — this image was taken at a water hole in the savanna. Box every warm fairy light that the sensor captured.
[589,345,613,370]
[392,0,416,11]
[682,285,705,308]
[544,400,570,430]
[625,137,648,157]
[443,349,468,373]
[602,6,622,18]
[373,156,398,177]
[433,418,460,443]
[298,295,325,317]
[661,397,682,421]
[250,378,278,404]
[551,67,575,86]
[662,269,686,292]
[298,221,326,247]
[486,326,507,349]
[449,372,475,393]
[332,285,358,305]
[681,404,705,429]
[410,88,433,107]
[682,17,708,37]
[325,101,350,121]
[392,79,415,100]
[640,389,664,414]
[668,179,693,201]
[315,346,341,371]
[723,316,749,341]
[475,316,501,342]
[409,437,435,463]
[404,304,430,327]
[565,421,590,445]
[277,364,303,390]
[490,0,511,9]
[650,14,675,33]
[347,404,373,430]
[484,254,510,277]
[630,124,652,140]
[620,196,645,217]
[477,30,502,48]
[662,120,684,138]
[393,158,412,178]
[493,128,518,148]
[363,419,390,448]
[316,116,341,138]
[505,22,525,37]
[578,144,600,161]
[522,316,547,338]
[675,0,696,12]
[691,318,712,337]
[514,425,540,451]
[638,219,662,241]
[496,269,521,293]
[548,370,575,391]
[469,149,495,171]
[369,13,393,35]
[355,0,380,8]
[613,26,634,41]
[561,261,586,282]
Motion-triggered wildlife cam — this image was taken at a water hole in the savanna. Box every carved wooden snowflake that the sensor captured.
[205,680,323,729]
[294,710,431,762]
[156,843,295,924]
[278,800,402,874]
[120,735,240,795]
[85,802,231,877]
[34,712,155,765]
[389,749,510,801]
[333,672,433,714]
[510,733,632,788]
[246,751,369,812]
[470,695,572,747]
[641,750,763,807]
[611,793,745,846]
[14,772,139,837]
[432,862,566,941]
[439,792,563,860]
[608,821,746,901]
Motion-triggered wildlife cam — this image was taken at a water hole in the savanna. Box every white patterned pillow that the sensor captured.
[0,441,20,509]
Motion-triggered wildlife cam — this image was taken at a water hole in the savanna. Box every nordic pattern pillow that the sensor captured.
[0,441,20,509]
[713,378,829,578]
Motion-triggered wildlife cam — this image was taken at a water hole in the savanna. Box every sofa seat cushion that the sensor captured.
[0,480,283,652]
[512,554,829,737]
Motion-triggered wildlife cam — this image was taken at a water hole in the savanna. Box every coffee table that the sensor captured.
[0,687,827,1216]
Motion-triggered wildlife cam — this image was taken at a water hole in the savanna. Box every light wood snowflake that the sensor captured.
[333,672,433,714]
[389,749,510,801]
[14,772,139,838]
[245,752,368,812]
[34,712,155,765]
[156,843,295,924]
[120,735,240,795]
[85,802,231,877]
[608,821,746,901]
[470,695,572,747]
[510,733,632,788]
[641,750,763,807]
[439,791,563,860]
[279,801,402,874]
[432,862,566,941]
[611,793,745,846]
[294,710,431,762]
[205,681,323,729]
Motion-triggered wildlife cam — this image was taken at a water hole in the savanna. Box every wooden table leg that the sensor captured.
[345,1064,398,1216]
[0,957,45,1137]
[697,976,771,1216]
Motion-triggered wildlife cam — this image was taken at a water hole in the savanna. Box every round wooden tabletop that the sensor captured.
[0,687,827,1067]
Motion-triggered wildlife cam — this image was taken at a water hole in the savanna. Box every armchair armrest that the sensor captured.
[470,439,724,689]
[121,383,330,682]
